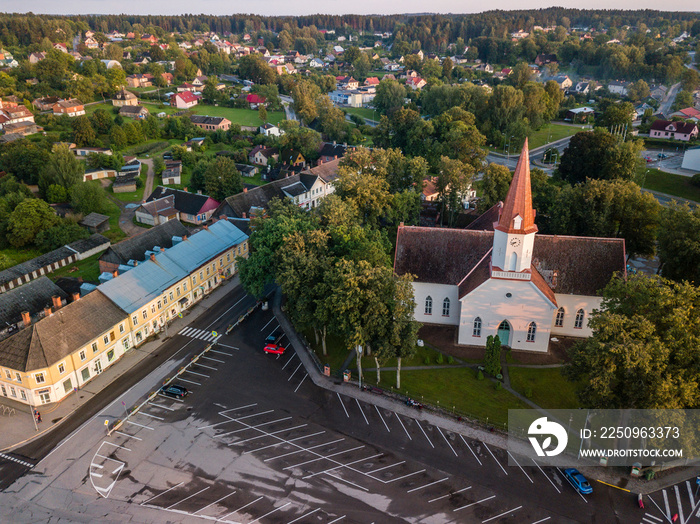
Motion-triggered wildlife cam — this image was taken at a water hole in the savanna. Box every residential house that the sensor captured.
[245,94,266,109]
[3,121,40,136]
[189,115,231,131]
[135,195,179,226]
[0,277,68,342]
[52,99,86,117]
[670,107,700,122]
[407,76,427,90]
[635,103,654,120]
[126,74,154,88]
[29,52,46,64]
[650,84,668,102]
[177,83,197,93]
[510,30,530,39]
[259,123,283,137]
[364,77,380,87]
[279,150,306,168]
[191,76,209,87]
[145,187,220,225]
[112,174,139,193]
[608,81,630,96]
[336,76,359,89]
[551,75,573,90]
[318,142,351,164]
[170,91,199,109]
[99,220,248,346]
[74,146,112,157]
[0,235,110,293]
[567,82,590,95]
[249,145,279,166]
[79,213,110,234]
[119,105,149,119]
[53,43,68,53]
[32,96,59,111]
[650,120,699,141]
[161,161,182,185]
[161,72,174,85]
[216,159,341,218]
[141,34,158,44]
[235,164,258,177]
[534,53,557,66]
[98,220,189,274]
[565,107,595,123]
[112,89,138,107]
[83,167,118,182]
[0,105,35,130]
[421,176,476,206]
[0,290,132,406]
[309,58,324,68]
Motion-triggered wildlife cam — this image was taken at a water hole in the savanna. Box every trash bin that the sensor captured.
[324,365,331,377]
[343,371,351,382]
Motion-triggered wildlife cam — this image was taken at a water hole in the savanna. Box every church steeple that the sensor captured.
[495,138,537,235]
[491,139,538,274]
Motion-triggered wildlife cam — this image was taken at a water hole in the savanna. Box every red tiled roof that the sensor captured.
[175,91,199,103]
[466,203,502,231]
[246,94,266,104]
[457,249,492,298]
[675,107,700,118]
[496,138,537,235]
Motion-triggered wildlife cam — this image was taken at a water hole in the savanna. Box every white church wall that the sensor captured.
[550,294,602,338]
[458,278,556,352]
[412,282,460,326]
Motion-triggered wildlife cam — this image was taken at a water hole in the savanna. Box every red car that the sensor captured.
[263,343,286,355]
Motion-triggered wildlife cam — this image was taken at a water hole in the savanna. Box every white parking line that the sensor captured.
[325,472,369,492]
[196,363,218,371]
[531,459,560,493]
[282,353,297,370]
[141,481,185,505]
[185,369,209,378]
[459,435,482,465]
[529,518,551,524]
[507,452,533,483]
[453,495,496,512]
[374,406,390,432]
[395,413,412,440]
[383,469,426,484]
[217,344,239,350]
[289,445,367,471]
[217,416,293,439]
[238,424,308,447]
[483,443,507,475]
[102,441,131,451]
[126,421,154,430]
[647,494,671,523]
[482,506,522,523]
[687,480,696,507]
[260,317,276,332]
[201,355,225,363]
[261,434,337,460]
[304,452,385,481]
[167,487,210,509]
[138,412,164,421]
[115,431,141,441]
[355,399,369,425]
[288,362,303,381]
[663,489,671,520]
[220,496,263,520]
[366,461,405,475]
[674,485,684,523]
[91,472,103,478]
[294,374,308,393]
[158,393,184,402]
[91,463,103,469]
[415,420,434,448]
[327,516,345,524]
[209,349,233,356]
[337,393,349,418]
[428,486,471,503]
[149,402,175,411]
[436,427,457,456]
[287,508,320,523]
[176,377,201,386]
[249,503,291,524]
[407,477,449,493]
[643,515,662,523]
[192,491,237,515]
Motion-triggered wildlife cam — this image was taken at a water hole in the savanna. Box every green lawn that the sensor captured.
[49,251,105,283]
[84,102,115,117]
[344,107,378,122]
[527,124,583,151]
[363,367,529,428]
[102,199,127,243]
[190,105,285,127]
[642,168,700,202]
[508,367,581,410]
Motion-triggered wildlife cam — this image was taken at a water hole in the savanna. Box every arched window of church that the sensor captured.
[425,296,432,315]
[555,307,565,327]
[527,322,537,342]
[473,317,482,337]
[442,298,450,316]
[508,251,517,271]
[574,309,585,329]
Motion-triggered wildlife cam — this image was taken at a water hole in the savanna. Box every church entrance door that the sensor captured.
[497,320,511,346]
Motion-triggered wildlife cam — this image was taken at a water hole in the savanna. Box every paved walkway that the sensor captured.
[141,157,155,200]
[0,276,241,452]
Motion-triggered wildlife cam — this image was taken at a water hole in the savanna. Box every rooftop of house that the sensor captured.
[99,220,189,267]
[650,120,698,133]
[0,277,68,329]
[138,195,178,217]
[146,186,219,217]
[80,213,110,228]
[190,115,230,126]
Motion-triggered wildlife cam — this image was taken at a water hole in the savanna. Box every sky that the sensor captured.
[4,1,699,16]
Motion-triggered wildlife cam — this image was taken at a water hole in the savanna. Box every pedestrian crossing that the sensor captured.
[641,479,700,524]
[178,327,220,342]
[0,452,34,469]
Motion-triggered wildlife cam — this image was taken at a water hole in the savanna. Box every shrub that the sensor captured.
[495,381,503,390]
[423,357,430,365]
[436,354,444,364]
[447,356,454,364]
[524,387,533,399]
[477,370,484,380]
[691,173,700,188]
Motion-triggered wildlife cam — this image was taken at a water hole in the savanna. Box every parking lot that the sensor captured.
[1,293,661,524]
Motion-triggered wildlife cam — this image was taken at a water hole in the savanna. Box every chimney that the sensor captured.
[52,295,61,308]
[334,155,337,160]
[203,225,208,230]
[112,270,118,278]
[243,187,247,193]
[72,292,80,302]
[44,306,52,318]
[21,311,31,327]
[150,254,156,262]
[160,247,165,252]
[184,187,188,192]
[242,212,247,219]
[220,215,226,220]
[182,235,187,241]
[333,141,336,146]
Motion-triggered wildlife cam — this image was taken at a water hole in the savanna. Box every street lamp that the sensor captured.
[507,135,515,161]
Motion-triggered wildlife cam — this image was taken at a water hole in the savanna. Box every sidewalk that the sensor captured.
[272,287,698,494]
[0,276,241,452]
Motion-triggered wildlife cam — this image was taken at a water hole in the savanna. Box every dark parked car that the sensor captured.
[160,384,188,398]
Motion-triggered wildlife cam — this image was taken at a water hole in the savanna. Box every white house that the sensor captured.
[259,123,284,137]
[394,140,626,353]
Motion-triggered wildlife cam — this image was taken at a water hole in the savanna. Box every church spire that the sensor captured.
[495,138,538,235]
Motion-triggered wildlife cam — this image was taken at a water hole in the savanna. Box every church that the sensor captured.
[394,139,627,352]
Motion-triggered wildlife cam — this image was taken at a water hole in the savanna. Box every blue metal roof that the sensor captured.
[98,221,248,313]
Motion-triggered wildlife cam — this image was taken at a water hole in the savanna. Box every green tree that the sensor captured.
[316,95,348,141]
[72,115,96,147]
[34,221,89,251]
[627,79,650,101]
[279,121,323,161]
[7,199,59,247]
[292,79,321,125]
[90,108,113,135]
[238,54,277,85]
[334,165,393,228]
[436,156,474,227]
[657,202,700,284]
[258,105,268,124]
[483,335,502,376]
[41,145,85,192]
[442,57,453,79]
[597,101,635,130]
[480,164,512,210]
[565,274,700,409]
[204,156,243,201]
[46,184,69,204]
[509,62,533,89]
[680,68,700,93]
[672,90,694,111]
[70,182,109,215]
[0,139,51,185]
[373,78,406,115]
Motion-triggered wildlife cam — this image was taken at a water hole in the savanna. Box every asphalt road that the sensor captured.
[0,289,670,524]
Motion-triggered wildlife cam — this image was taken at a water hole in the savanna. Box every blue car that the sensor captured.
[563,468,592,495]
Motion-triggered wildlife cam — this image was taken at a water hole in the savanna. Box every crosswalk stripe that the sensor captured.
[181,327,195,336]
[663,489,670,521]
[178,327,188,335]
[643,514,662,523]
[196,332,208,340]
[687,481,695,508]
[203,335,214,342]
